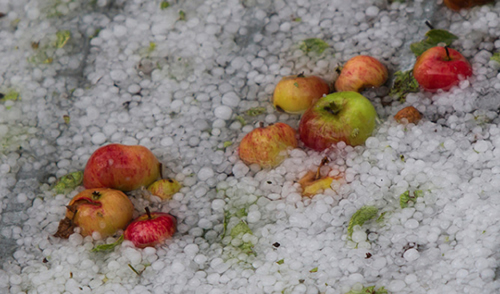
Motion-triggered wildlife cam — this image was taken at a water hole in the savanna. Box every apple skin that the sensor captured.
[413,46,472,92]
[147,178,182,201]
[299,92,377,151]
[124,210,177,248]
[335,55,388,92]
[55,188,134,238]
[238,122,298,168]
[273,74,330,114]
[83,144,161,192]
[443,0,493,11]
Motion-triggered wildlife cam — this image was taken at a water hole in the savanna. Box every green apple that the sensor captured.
[299,92,377,151]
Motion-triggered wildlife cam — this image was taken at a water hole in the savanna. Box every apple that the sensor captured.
[83,144,161,192]
[238,122,298,168]
[443,0,493,11]
[335,55,389,92]
[54,188,134,239]
[413,46,472,92]
[124,207,177,248]
[272,73,330,114]
[147,178,182,201]
[299,91,377,151]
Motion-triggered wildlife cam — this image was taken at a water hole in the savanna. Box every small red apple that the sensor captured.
[124,207,177,248]
[272,74,330,114]
[238,122,298,168]
[54,188,134,239]
[83,144,161,192]
[147,178,182,201]
[299,91,377,151]
[335,55,389,92]
[413,46,472,92]
[443,0,493,11]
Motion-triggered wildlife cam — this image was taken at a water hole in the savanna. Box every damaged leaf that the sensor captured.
[410,29,458,57]
[389,70,419,101]
[347,206,378,238]
[300,38,330,54]
[52,171,83,194]
[92,235,124,252]
[399,190,423,208]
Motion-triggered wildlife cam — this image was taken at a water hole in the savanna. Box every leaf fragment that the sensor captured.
[276,259,284,265]
[410,29,458,56]
[346,285,388,294]
[52,171,84,194]
[246,107,266,116]
[230,220,252,238]
[389,70,420,101]
[347,206,378,238]
[92,235,124,252]
[399,190,423,208]
[491,52,500,64]
[300,38,330,54]
[55,30,71,48]
[160,1,170,9]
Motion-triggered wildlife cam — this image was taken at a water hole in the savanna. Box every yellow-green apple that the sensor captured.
[444,0,493,10]
[124,207,177,248]
[272,74,330,114]
[147,178,182,201]
[413,46,472,92]
[299,92,377,151]
[54,188,134,239]
[238,122,298,168]
[335,55,388,92]
[83,144,161,192]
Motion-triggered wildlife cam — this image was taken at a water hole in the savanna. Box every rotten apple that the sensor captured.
[272,73,330,114]
[238,122,298,168]
[413,46,472,92]
[335,55,389,92]
[83,144,161,192]
[54,188,134,239]
[299,92,378,151]
[124,207,177,248]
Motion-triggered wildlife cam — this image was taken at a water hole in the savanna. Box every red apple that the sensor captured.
[272,74,330,114]
[83,144,161,192]
[413,46,472,92]
[443,0,493,11]
[335,55,388,92]
[147,178,182,201]
[54,188,134,239]
[299,91,377,151]
[238,122,298,168]
[124,207,177,248]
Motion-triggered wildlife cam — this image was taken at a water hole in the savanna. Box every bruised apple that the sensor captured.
[83,144,161,192]
[272,74,330,114]
[124,207,177,248]
[443,0,493,11]
[335,55,388,92]
[238,122,298,168]
[54,188,134,239]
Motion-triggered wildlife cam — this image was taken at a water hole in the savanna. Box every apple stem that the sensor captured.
[298,72,305,78]
[315,157,330,180]
[444,46,451,61]
[145,207,152,220]
[425,20,434,30]
[324,101,341,116]
[258,121,264,128]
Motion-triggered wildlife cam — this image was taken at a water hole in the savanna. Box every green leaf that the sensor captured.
[276,259,284,265]
[52,171,84,194]
[230,220,252,238]
[399,190,423,208]
[347,206,378,238]
[410,29,458,56]
[160,1,170,9]
[246,107,266,117]
[1,90,19,101]
[300,38,330,54]
[92,235,124,252]
[309,267,318,273]
[223,141,233,148]
[346,285,388,294]
[389,70,420,101]
[491,52,500,64]
[55,30,71,48]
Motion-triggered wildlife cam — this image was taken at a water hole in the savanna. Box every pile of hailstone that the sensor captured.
[2,0,500,293]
